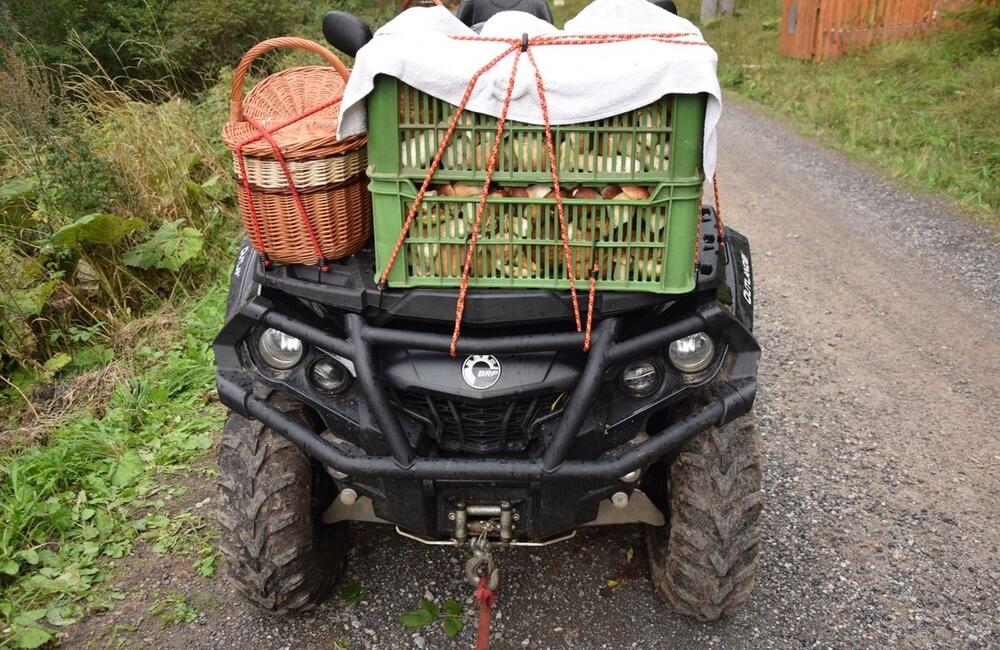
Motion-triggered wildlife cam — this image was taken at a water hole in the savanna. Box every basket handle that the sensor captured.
[230,36,351,123]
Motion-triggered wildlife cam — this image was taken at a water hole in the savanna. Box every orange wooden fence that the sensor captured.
[780,0,968,59]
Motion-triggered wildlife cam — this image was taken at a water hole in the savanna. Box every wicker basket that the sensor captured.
[223,37,372,266]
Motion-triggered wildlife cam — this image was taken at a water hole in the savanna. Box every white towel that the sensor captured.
[337,0,722,177]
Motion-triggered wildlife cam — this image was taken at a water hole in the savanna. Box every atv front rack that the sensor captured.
[215,296,758,482]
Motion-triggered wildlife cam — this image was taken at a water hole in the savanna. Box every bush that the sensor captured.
[0,49,234,380]
[2,0,310,92]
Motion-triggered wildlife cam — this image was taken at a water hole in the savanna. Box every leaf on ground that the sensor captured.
[341,580,363,604]
[123,221,203,271]
[442,598,464,617]
[40,353,72,381]
[1,559,20,576]
[111,450,144,487]
[5,280,57,317]
[13,609,47,624]
[0,176,36,202]
[442,615,465,638]
[606,578,621,589]
[625,546,634,564]
[195,554,217,578]
[400,608,435,629]
[12,625,52,649]
[420,598,440,619]
[45,605,76,627]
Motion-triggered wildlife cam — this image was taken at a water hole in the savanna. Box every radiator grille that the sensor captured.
[392,389,564,454]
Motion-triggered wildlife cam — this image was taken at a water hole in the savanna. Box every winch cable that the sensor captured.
[474,575,497,650]
[376,32,709,357]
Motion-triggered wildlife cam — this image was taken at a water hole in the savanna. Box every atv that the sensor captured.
[214,0,761,624]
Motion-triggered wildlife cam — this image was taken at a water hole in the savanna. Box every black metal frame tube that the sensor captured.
[605,305,717,364]
[541,319,616,469]
[345,314,414,468]
[219,374,750,481]
[257,308,354,358]
[364,326,587,354]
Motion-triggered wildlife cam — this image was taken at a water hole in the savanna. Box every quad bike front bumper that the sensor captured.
[214,216,759,540]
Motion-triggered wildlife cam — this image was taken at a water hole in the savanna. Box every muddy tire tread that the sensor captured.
[218,407,346,613]
[647,414,763,621]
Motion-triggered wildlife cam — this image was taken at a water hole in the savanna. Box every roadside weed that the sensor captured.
[0,287,227,648]
[400,597,467,639]
[149,592,198,628]
[341,580,364,605]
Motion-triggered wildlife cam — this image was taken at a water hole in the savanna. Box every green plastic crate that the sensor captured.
[367,76,707,293]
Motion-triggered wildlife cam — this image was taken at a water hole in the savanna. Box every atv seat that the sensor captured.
[455,0,554,27]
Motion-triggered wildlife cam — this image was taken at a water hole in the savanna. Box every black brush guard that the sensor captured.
[214,297,758,482]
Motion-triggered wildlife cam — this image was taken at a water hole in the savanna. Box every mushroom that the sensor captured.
[620,185,650,201]
[527,184,552,199]
[608,192,635,230]
[572,187,602,200]
[600,184,622,200]
[451,181,481,197]
[514,137,546,172]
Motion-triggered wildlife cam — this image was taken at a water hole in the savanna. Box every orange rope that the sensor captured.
[525,48,582,333]
[376,32,711,356]
[712,172,726,248]
[451,48,524,356]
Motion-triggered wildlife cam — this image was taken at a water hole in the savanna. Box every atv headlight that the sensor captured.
[257,328,304,370]
[622,361,661,397]
[668,332,715,373]
[310,358,351,394]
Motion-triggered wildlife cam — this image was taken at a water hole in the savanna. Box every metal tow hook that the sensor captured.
[464,534,500,590]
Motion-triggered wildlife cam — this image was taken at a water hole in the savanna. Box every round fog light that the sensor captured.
[668,332,715,373]
[257,328,303,369]
[622,361,661,397]
[311,358,351,393]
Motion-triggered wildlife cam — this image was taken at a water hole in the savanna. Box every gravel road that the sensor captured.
[65,99,1000,649]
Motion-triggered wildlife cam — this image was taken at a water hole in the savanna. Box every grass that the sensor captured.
[0,284,227,648]
[0,48,236,406]
[554,0,1000,230]
[703,0,1000,229]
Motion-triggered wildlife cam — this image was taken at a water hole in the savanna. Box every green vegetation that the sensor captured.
[0,288,225,648]
[2,0,312,93]
[702,0,1000,227]
[0,3,396,646]
[0,50,235,414]
[400,597,468,639]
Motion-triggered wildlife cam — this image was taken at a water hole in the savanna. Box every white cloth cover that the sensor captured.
[337,0,722,176]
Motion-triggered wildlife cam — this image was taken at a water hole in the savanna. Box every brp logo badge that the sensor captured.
[462,355,501,390]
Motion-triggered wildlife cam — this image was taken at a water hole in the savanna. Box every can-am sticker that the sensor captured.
[741,252,753,306]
